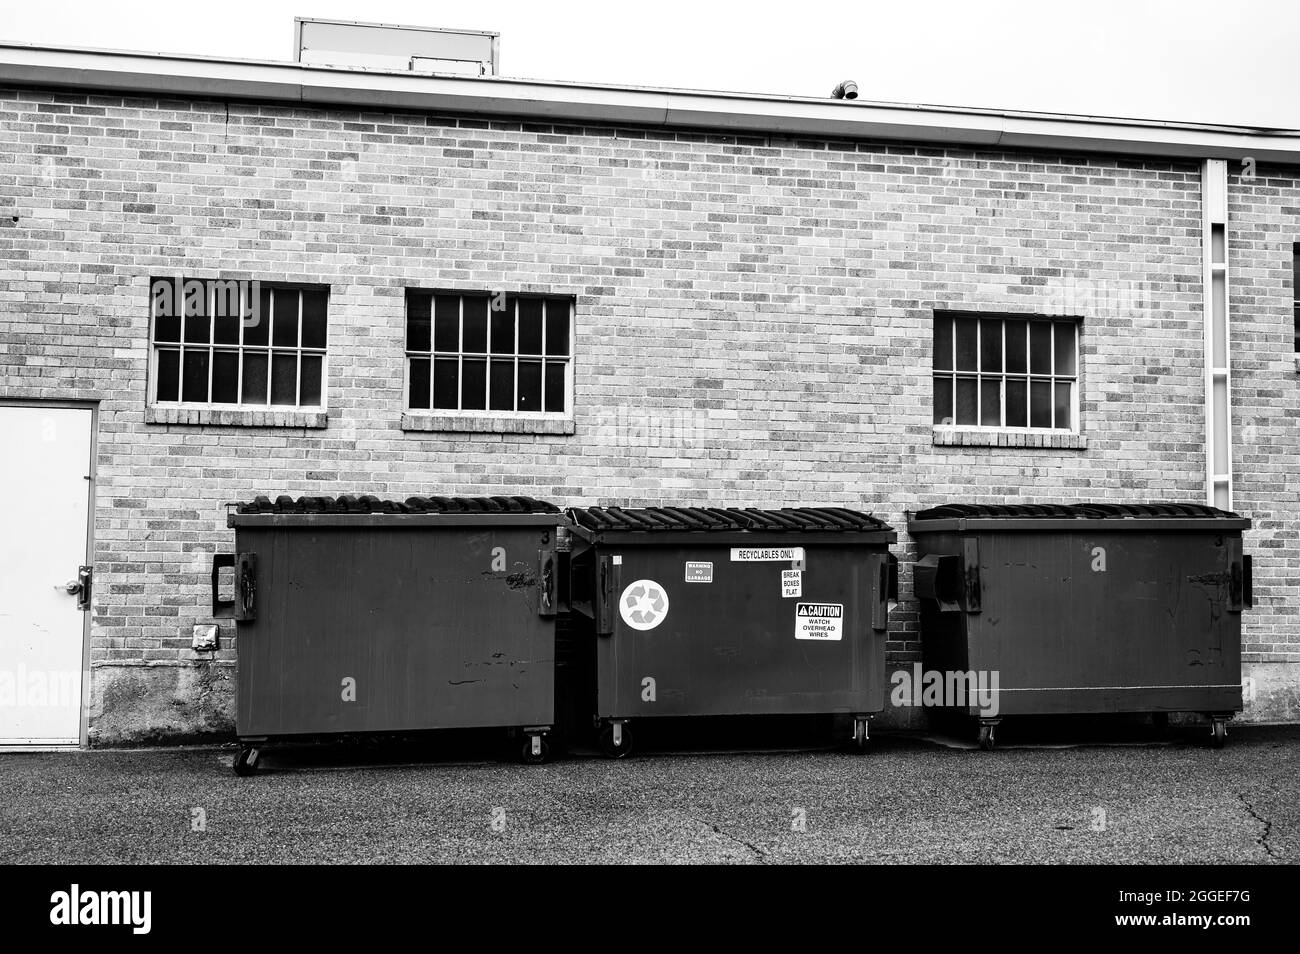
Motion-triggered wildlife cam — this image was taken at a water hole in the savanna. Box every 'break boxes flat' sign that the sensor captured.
[795,603,843,640]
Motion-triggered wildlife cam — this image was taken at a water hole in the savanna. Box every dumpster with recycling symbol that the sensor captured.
[567,506,897,757]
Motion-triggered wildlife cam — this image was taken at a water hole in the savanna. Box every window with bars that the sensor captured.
[151,278,328,408]
[933,314,1079,430]
[406,291,573,415]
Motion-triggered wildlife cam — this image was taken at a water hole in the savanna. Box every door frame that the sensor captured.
[0,398,98,748]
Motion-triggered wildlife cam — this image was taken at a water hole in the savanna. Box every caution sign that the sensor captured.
[795,602,843,641]
[621,579,670,631]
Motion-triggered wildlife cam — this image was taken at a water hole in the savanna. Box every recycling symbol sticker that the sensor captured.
[620,578,670,631]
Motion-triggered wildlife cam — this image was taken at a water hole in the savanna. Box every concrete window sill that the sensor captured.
[933,428,1087,450]
[145,406,329,428]
[402,412,576,435]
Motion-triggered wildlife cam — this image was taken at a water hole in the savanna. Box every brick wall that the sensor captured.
[0,86,1294,740]
[1227,162,1300,719]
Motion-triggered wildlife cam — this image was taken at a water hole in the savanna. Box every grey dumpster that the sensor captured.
[566,506,897,757]
[214,494,563,773]
[908,503,1251,749]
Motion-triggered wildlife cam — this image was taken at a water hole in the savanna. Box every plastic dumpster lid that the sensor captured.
[911,502,1241,521]
[567,506,890,533]
[235,494,561,515]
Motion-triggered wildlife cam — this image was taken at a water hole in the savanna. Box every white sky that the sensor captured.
[1,0,1297,128]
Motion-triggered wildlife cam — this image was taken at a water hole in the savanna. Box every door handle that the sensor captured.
[62,566,92,611]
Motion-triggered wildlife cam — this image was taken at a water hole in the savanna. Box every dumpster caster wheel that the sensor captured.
[599,723,632,759]
[853,718,870,751]
[521,736,550,765]
[1210,719,1227,749]
[233,745,260,776]
[978,725,996,751]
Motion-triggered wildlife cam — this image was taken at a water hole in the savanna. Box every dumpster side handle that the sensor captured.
[537,548,557,617]
[913,553,963,613]
[1228,539,1251,613]
[962,538,982,614]
[1244,553,1253,609]
[596,554,619,636]
[212,554,235,619]
[869,552,897,633]
[212,552,257,621]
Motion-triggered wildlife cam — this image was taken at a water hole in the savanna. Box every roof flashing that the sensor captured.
[1,41,1299,162]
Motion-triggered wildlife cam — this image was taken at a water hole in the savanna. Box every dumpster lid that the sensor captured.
[909,501,1249,532]
[235,494,561,515]
[568,506,890,534]
[912,502,1239,520]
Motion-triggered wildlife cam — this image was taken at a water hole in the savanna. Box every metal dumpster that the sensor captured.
[566,506,897,757]
[907,503,1251,749]
[214,494,563,773]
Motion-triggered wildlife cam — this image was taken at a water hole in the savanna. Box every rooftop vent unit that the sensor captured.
[294,17,499,76]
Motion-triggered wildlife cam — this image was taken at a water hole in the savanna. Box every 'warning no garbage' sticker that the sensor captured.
[795,602,843,641]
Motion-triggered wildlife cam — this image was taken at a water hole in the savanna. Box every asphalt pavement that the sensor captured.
[1,724,1295,864]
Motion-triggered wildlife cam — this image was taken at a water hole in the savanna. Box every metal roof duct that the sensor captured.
[293,18,499,76]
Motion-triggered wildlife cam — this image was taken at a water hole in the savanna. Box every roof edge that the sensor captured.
[3,42,1300,163]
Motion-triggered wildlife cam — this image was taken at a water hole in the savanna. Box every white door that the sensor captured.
[0,405,92,745]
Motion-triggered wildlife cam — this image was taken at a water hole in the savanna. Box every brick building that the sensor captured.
[0,38,1297,745]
